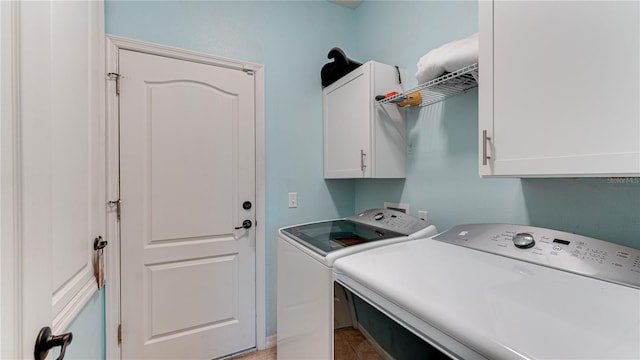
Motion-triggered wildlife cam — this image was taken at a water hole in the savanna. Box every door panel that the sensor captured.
[49,0,102,320]
[13,0,104,357]
[119,49,256,359]
[148,81,235,242]
[147,255,238,337]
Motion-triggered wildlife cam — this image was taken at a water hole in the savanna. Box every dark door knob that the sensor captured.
[34,326,73,360]
[242,201,252,210]
[234,220,252,230]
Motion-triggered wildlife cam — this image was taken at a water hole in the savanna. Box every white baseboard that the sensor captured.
[265,334,277,349]
[223,336,276,360]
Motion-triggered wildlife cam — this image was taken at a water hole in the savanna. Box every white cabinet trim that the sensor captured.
[478,0,494,177]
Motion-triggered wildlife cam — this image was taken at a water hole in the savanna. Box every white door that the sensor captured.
[118,49,256,359]
[1,0,105,358]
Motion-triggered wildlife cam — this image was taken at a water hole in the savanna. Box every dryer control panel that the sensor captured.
[349,208,429,236]
[434,223,640,289]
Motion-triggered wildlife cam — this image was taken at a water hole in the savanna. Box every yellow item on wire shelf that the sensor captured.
[398,91,422,107]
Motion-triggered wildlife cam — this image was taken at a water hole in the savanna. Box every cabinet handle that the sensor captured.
[360,150,367,172]
[482,130,491,165]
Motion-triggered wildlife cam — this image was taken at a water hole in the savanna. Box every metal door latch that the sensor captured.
[106,72,122,95]
[108,199,121,219]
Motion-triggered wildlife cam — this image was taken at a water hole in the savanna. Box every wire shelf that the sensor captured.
[377,63,478,107]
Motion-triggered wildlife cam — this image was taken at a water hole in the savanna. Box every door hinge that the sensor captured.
[243,68,254,76]
[117,324,122,344]
[108,199,121,220]
[107,72,121,95]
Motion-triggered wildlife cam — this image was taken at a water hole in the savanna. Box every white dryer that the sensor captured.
[277,209,437,359]
[334,223,640,359]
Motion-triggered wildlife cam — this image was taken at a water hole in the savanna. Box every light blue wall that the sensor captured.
[105,0,359,338]
[61,290,105,359]
[352,0,640,249]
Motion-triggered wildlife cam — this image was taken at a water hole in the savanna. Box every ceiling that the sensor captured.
[328,0,363,9]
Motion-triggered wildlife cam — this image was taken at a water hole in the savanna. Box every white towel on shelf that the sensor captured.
[416,32,478,84]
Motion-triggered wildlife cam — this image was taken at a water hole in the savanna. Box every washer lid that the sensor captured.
[280,219,403,257]
[280,208,431,257]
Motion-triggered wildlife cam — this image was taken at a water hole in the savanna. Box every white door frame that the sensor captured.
[104,35,267,359]
[1,1,21,358]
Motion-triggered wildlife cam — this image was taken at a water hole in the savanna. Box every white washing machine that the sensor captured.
[334,223,640,359]
[277,208,438,359]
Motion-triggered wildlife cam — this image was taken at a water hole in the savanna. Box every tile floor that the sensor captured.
[230,328,384,360]
[334,328,384,360]
[230,346,276,360]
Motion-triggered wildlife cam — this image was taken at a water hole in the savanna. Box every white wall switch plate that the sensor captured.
[418,210,428,222]
[288,192,297,208]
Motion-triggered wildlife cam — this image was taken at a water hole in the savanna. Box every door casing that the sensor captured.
[1,2,20,357]
[104,35,267,359]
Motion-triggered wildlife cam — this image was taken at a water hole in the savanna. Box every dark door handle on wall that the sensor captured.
[34,326,73,360]
[234,220,252,230]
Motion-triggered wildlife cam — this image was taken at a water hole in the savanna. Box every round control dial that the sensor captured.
[512,233,535,249]
[374,212,384,221]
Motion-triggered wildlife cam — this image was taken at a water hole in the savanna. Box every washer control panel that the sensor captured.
[433,223,640,289]
[348,208,428,236]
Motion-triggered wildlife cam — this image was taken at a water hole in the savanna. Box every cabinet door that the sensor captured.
[324,65,371,178]
[371,62,405,178]
[479,1,640,177]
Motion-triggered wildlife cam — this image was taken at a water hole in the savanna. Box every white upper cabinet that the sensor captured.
[479,1,640,177]
[323,61,406,179]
